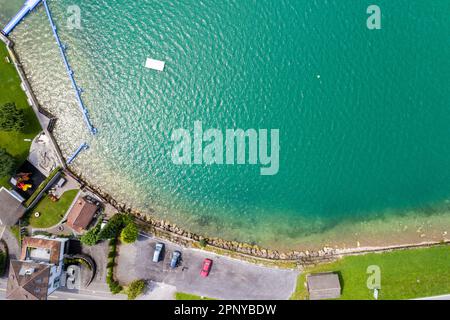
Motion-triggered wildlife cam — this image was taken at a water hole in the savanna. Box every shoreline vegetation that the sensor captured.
[2,32,450,269]
[0,35,41,187]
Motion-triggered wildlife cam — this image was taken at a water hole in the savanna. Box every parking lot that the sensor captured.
[116,233,298,300]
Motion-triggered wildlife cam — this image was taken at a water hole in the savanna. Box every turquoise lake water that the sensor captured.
[3,0,450,248]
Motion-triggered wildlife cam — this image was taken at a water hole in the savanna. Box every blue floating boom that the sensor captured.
[67,142,89,165]
[42,0,98,135]
[2,0,42,35]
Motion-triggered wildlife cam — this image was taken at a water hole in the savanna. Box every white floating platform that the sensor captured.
[145,58,165,71]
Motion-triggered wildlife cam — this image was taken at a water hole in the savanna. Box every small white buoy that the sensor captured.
[317,74,321,79]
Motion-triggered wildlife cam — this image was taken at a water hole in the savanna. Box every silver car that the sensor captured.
[170,251,181,269]
[153,243,164,263]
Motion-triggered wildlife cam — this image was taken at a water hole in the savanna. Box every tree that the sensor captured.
[80,223,101,246]
[97,213,132,240]
[120,221,138,244]
[126,279,146,300]
[0,103,25,132]
[0,148,15,178]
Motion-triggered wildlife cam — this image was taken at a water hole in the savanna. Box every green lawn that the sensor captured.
[292,245,450,300]
[0,42,41,187]
[27,189,79,228]
[175,292,216,300]
[8,225,21,244]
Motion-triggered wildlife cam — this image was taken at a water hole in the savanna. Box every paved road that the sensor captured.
[414,294,450,300]
[116,233,299,300]
[0,278,126,300]
[0,227,20,260]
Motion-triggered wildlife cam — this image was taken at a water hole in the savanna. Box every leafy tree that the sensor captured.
[0,103,25,132]
[0,148,15,178]
[120,221,138,244]
[97,213,132,240]
[109,280,123,294]
[80,223,101,246]
[126,279,146,300]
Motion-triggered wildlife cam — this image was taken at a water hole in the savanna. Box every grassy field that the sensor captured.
[0,42,41,187]
[292,245,450,300]
[27,189,78,228]
[175,292,216,300]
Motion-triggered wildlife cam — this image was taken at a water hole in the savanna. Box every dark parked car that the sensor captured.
[170,251,181,269]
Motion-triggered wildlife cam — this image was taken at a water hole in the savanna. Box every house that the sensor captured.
[307,272,341,300]
[66,195,99,233]
[0,187,26,226]
[6,236,69,300]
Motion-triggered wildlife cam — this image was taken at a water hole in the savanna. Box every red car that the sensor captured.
[200,259,213,277]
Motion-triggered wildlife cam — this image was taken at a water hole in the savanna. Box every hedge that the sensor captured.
[24,167,61,208]
[106,237,123,294]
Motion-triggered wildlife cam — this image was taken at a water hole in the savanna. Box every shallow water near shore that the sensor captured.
[3,0,450,249]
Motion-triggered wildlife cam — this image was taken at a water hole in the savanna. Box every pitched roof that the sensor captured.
[6,260,50,300]
[0,187,26,226]
[67,196,98,233]
[21,236,63,265]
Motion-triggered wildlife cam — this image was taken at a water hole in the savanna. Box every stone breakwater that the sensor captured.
[73,170,337,266]
[68,169,450,268]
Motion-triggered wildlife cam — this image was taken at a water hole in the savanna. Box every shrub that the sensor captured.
[120,221,138,244]
[97,214,132,241]
[109,281,123,294]
[80,221,101,246]
[199,238,208,248]
[24,167,61,208]
[0,102,25,132]
[126,279,146,300]
[0,148,15,178]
